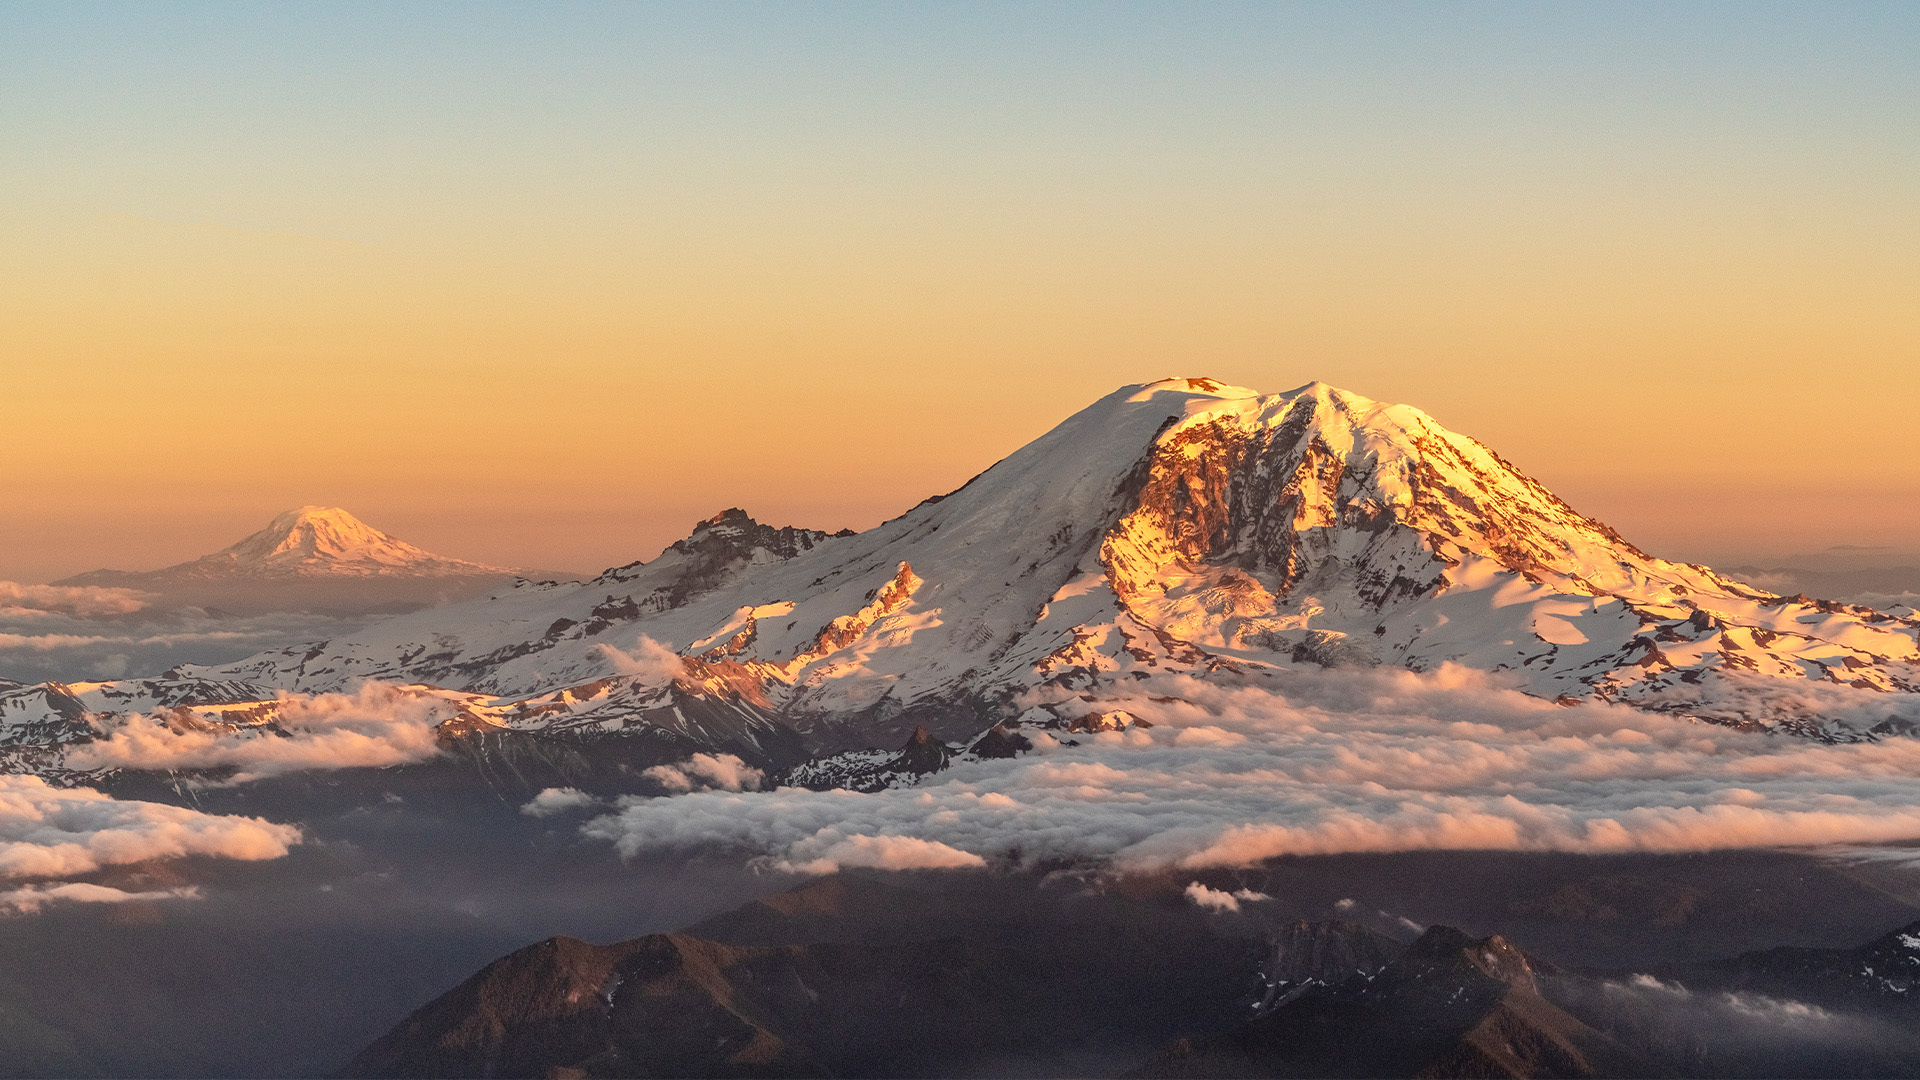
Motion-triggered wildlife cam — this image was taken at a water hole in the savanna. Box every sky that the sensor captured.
[2,1,1916,581]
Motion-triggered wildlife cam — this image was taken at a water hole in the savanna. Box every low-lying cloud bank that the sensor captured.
[0,601,367,683]
[0,773,299,912]
[65,682,448,783]
[0,881,201,914]
[0,581,151,618]
[580,665,1920,873]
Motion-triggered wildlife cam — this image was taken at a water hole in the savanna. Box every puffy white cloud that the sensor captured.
[578,665,1920,872]
[520,787,603,817]
[0,582,149,618]
[1185,882,1241,912]
[779,835,986,875]
[597,635,688,685]
[64,682,445,783]
[0,774,299,881]
[641,753,764,793]
[0,881,199,915]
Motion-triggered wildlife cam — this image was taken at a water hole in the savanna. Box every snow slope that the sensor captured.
[8,379,1918,763]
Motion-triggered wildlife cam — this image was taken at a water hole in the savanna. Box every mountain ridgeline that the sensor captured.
[341,869,1920,1080]
[5,379,1919,793]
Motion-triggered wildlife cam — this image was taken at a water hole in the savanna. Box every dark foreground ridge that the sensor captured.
[341,871,1920,1080]
[1136,925,1650,1079]
[340,872,1277,1079]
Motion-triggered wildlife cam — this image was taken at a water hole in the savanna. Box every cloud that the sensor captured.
[1627,973,1687,994]
[0,607,367,684]
[0,582,149,618]
[520,787,603,818]
[0,774,299,881]
[1185,881,1242,912]
[778,835,986,875]
[576,665,1920,873]
[597,635,688,685]
[1562,973,1914,1070]
[1844,591,1920,614]
[0,881,200,915]
[1721,993,1836,1022]
[641,753,764,793]
[63,682,446,783]
[0,631,269,651]
[1827,844,1920,870]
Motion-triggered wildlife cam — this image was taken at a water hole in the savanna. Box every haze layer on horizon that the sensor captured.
[2,1,1915,582]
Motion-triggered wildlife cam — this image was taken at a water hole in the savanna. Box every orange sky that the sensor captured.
[3,4,1916,581]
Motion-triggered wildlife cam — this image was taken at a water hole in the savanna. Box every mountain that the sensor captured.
[1723,548,1920,615]
[62,506,510,583]
[7,378,1919,789]
[1678,918,1920,1015]
[188,380,1920,740]
[354,873,1920,1079]
[52,506,537,615]
[1253,918,1402,1011]
[1141,924,1651,1079]
[339,871,1282,1079]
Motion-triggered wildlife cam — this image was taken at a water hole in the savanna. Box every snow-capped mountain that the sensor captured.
[51,506,539,616]
[59,506,511,584]
[7,379,1919,774]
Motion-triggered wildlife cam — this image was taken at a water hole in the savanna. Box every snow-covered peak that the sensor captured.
[182,378,1918,743]
[188,507,507,579]
[1124,377,1263,403]
[229,506,402,560]
[1274,379,1378,408]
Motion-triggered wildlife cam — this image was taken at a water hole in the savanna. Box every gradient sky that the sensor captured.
[3,1,1916,581]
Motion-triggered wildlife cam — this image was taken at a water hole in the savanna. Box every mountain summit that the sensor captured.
[184,378,1918,745]
[175,506,505,579]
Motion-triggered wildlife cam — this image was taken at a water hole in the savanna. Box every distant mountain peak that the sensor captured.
[224,506,409,562]
[199,506,505,578]
[53,507,513,600]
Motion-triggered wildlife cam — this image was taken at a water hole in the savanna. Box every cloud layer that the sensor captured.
[0,600,368,683]
[0,774,299,882]
[0,581,150,618]
[65,682,446,783]
[0,881,201,914]
[580,665,1920,872]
